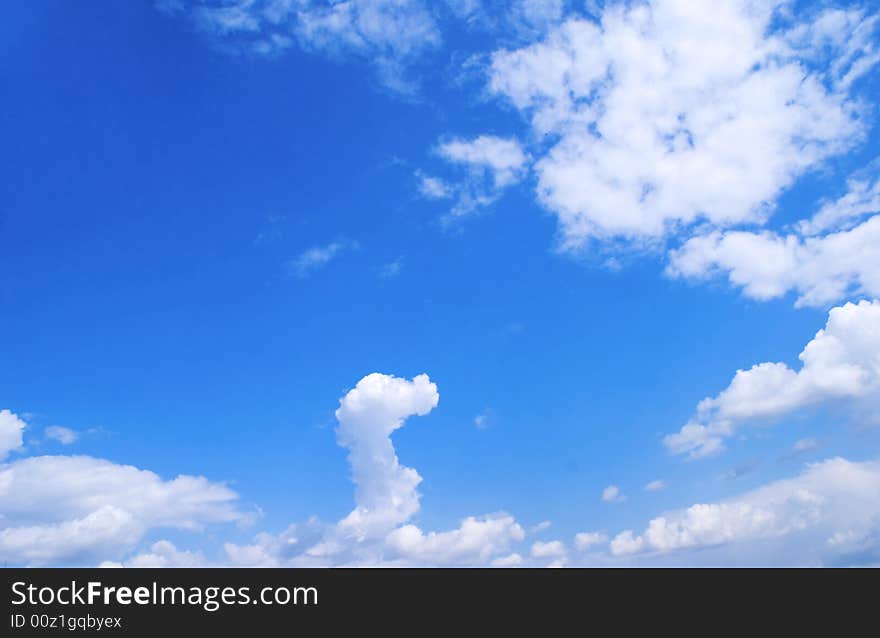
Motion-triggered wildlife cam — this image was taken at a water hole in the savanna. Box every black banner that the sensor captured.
[1,568,874,634]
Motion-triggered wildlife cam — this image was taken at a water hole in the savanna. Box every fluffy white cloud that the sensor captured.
[0,455,244,565]
[44,425,78,445]
[610,457,880,564]
[490,552,524,566]
[609,530,644,556]
[335,372,439,540]
[664,300,880,459]
[668,215,880,307]
[573,531,607,551]
[0,410,25,460]
[386,513,525,565]
[488,1,876,247]
[223,372,528,566]
[111,540,206,568]
[529,541,568,567]
[601,485,625,502]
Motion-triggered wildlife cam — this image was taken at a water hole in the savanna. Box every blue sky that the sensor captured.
[2,0,880,566]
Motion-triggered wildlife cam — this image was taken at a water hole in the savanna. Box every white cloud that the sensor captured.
[386,513,525,565]
[0,455,244,565]
[490,552,524,566]
[416,172,452,199]
[530,539,566,559]
[664,300,880,459]
[118,540,206,568]
[799,167,880,235]
[335,373,439,540]
[667,166,880,307]
[223,372,528,566]
[289,240,356,279]
[422,135,528,218]
[159,1,440,91]
[44,425,78,445]
[573,531,607,551]
[438,135,528,189]
[667,215,880,307]
[610,457,880,564]
[601,485,625,503]
[488,1,876,248]
[609,530,644,556]
[644,479,666,492]
[0,410,25,461]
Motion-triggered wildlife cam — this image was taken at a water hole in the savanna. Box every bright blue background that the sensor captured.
[2,1,879,553]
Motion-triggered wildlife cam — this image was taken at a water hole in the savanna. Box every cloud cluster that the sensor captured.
[668,172,880,306]
[610,457,880,564]
[665,300,880,459]
[487,1,877,249]
[0,455,245,565]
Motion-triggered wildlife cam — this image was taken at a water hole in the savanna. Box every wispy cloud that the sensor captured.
[378,257,404,279]
[288,239,358,279]
[644,479,666,492]
[44,426,78,445]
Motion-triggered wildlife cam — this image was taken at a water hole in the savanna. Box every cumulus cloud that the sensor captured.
[0,455,244,565]
[0,410,25,460]
[334,372,439,539]
[44,425,78,445]
[107,540,206,568]
[573,531,607,551]
[668,215,880,307]
[386,513,525,565]
[487,1,876,248]
[667,163,880,307]
[664,300,880,459]
[223,372,525,566]
[530,539,566,560]
[610,457,880,564]
[490,552,524,566]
